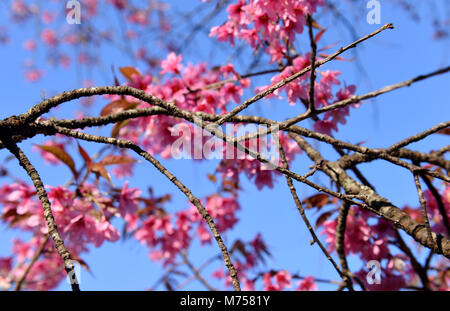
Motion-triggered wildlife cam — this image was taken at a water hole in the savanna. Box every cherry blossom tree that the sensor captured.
[0,0,448,291]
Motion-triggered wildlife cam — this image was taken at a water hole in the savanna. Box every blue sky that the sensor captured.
[0,1,449,290]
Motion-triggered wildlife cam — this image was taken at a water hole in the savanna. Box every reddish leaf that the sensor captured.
[355,140,368,146]
[2,209,33,226]
[36,144,78,179]
[111,65,120,86]
[100,99,138,116]
[119,67,141,81]
[111,119,131,138]
[207,174,217,183]
[331,196,339,205]
[77,143,92,167]
[315,210,334,229]
[318,53,354,61]
[317,42,339,52]
[157,194,172,204]
[310,18,324,30]
[100,155,135,166]
[91,163,112,184]
[438,128,450,135]
[70,254,91,273]
[231,240,247,256]
[222,179,239,193]
[304,193,330,210]
[314,28,326,43]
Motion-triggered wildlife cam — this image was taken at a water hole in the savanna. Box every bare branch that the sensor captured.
[180,251,215,291]
[306,14,317,113]
[413,173,434,249]
[1,138,80,291]
[13,235,49,291]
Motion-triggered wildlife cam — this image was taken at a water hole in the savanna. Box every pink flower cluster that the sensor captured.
[0,181,148,289]
[259,55,358,136]
[262,271,317,291]
[210,0,325,58]
[320,193,450,291]
[134,194,241,264]
[210,1,358,136]
[108,56,302,190]
[321,206,392,262]
[216,131,301,190]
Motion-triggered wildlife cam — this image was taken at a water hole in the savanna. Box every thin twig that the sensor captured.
[306,14,317,113]
[335,201,355,290]
[276,134,351,289]
[13,235,49,291]
[413,173,435,246]
[420,174,450,236]
[180,251,215,291]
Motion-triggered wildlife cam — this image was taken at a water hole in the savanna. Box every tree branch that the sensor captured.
[1,137,80,291]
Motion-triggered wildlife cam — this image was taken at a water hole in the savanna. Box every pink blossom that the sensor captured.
[212,268,225,279]
[296,276,318,291]
[265,40,287,63]
[242,278,256,291]
[119,181,141,218]
[128,10,149,26]
[221,83,243,104]
[41,11,54,24]
[47,185,74,212]
[209,22,236,46]
[23,39,36,51]
[0,257,12,271]
[196,224,211,244]
[95,219,120,245]
[40,29,58,47]
[83,0,99,16]
[24,69,43,82]
[313,119,338,136]
[107,0,127,10]
[227,0,246,21]
[220,63,237,78]
[320,70,341,86]
[263,273,281,291]
[160,52,183,75]
[274,270,292,289]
